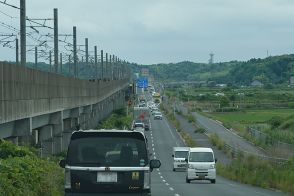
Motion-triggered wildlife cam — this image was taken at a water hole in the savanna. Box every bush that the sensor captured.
[97,108,132,130]
[0,140,35,159]
[0,141,64,196]
[186,114,196,123]
[194,128,206,134]
[268,116,283,129]
[217,156,294,195]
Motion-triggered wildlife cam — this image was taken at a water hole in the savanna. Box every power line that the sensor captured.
[0,0,20,9]
[0,9,17,18]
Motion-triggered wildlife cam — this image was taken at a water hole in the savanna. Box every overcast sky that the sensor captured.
[1,0,294,64]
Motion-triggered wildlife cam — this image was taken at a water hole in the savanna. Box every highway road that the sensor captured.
[175,102,266,156]
[147,114,287,196]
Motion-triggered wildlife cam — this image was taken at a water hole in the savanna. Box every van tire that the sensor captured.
[211,179,216,184]
[186,177,191,183]
[173,168,175,172]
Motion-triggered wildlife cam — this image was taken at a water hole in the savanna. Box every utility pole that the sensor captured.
[106,53,108,80]
[101,50,104,80]
[94,46,97,79]
[73,26,77,77]
[85,38,89,79]
[113,55,116,80]
[68,54,71,75]
[60,53,62,73]
[49,50,52,71]
[16,38,19,65]
[35,47,37,68]
[20,0,26,66]
[85,38,88,65]
[109,54,112,80]
[54,8,58,73]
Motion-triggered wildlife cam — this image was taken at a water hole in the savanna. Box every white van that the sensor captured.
[186,147,217,184]
[172,147,190,171]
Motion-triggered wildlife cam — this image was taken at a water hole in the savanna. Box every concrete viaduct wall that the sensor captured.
[0,62,129,156]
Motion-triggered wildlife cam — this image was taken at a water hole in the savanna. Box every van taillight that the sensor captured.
[143,171,150,189]
[65,168,71,189]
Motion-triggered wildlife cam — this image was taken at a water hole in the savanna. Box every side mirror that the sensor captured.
[185,158,188,163]
[172,154,174,158]
[150,159,161,170]
[59,159,66,168]
[215,158,218,163]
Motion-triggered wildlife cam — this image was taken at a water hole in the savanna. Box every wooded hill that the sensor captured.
[140,54,294,85]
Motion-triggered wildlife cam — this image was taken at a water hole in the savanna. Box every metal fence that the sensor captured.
[248,127,294,158]
[223,143,289,165]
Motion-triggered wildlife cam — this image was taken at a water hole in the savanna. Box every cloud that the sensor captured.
[1,0,294,64]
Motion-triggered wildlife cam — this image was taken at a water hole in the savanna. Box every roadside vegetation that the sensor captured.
[0,140,64,196]
[162,102,197,147]
[165,88,294,194]
[217,156,294,195]
[97,108,133,130]
[208,132,294,195]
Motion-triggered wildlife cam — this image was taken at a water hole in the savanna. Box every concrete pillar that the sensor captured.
[6,137,19,145]
[42,140,53,157]
[53,135,62,154]
[39,125,53,157]
[62,132,72,151]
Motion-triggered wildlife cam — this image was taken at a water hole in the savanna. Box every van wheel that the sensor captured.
[173,168,175,172]
[186,177,191,183]
[211,179,216,184]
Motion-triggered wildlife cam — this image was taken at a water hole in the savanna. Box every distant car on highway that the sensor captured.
[133,122,145,133]
[186,147,217,184]
[154,112,163,120]
[59,130,161,195]
[172,147,190,171]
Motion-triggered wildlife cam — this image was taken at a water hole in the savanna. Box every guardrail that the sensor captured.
[223,143,289,165]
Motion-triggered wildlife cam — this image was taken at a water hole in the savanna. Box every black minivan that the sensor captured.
[59,130,161,196]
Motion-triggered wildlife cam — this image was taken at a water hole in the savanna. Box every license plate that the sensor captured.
[97,172,117,182]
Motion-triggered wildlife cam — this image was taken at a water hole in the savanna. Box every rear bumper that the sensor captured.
[187,168,216,180]
[65,192,150,196]
[173,162,187,170]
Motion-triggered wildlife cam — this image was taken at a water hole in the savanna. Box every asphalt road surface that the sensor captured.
[147,114,287,196]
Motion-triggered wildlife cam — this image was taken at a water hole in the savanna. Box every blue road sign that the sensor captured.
[137,78,148,88]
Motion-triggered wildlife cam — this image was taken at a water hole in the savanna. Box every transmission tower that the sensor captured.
[209,52,214,64]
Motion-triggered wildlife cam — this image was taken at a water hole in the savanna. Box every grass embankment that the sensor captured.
[208,132,294,195]
[217,156,294,194]
[0,140,64,196]
[204,109,294,144]
[97,108,133,130]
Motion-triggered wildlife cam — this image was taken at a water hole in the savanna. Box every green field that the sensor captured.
[204,108,294,133]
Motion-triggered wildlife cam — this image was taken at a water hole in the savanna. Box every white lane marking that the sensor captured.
[154,156,157,159]
[158,172,161,175]
[163,118,179,146]
[175,194,180,196]
[166,183,169,186]
[156,169,160,171]
[152,147,155,151]
[160,176,163,179]
[163,179,166,182]
[152,143,154,147]
[169,187,174,191]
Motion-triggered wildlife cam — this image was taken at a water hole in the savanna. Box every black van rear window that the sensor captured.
[67,132,148,167]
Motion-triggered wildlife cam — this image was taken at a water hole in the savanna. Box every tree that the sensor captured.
[229,94,237,107]
[219,96,230,108]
